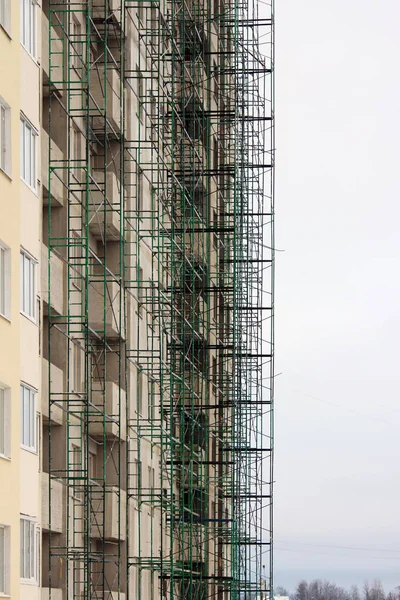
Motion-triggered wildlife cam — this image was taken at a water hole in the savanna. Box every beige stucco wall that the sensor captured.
[0,2,21,600]
[19,6,42,600]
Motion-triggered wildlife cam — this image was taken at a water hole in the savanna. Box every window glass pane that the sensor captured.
[29,522,34,578]
[20,0,24,44]
[20,520,23,577]
[20,120,24,181]
[25,126,31,185]
[29,392,34,448]
[31,259,35,318]
[31,132,36,188]
[20,386,24,445]
[32,1,36,57]
[24,521,29,577]
[0,389,4,455]
[20,252,36,319]
[28,259,32,316]
[0,526,4,592]
[21,385,36,449]
[1,106,5,171]
[23,255,29,314]
[24,387,29,446]
[0,247,4,315]
[20,253,23,312]
[35,527,39,581]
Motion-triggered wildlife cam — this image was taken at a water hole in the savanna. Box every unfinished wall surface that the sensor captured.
[0,2,275,600]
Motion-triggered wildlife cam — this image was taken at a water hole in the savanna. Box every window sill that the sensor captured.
[0,167,12,182]
[20,311,37,326]
[20,444,38,456]
[0,454,11,462]
[20,44,39,68]
[20,579,38,587]
[0,22,11,40]
[0,313,11,323]
[20,178,39,197]
[0,593,11,598]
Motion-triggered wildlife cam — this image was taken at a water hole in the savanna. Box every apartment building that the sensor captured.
[0,1,274,600]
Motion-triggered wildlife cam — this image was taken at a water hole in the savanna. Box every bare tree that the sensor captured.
[363,580,385,600]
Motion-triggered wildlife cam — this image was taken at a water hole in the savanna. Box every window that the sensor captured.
[0,525,10,594]
[136,167,143,213]
[137,4,143,25]
[36,412,41,467]
[20,250,37,319]
[213,137,219,172]
[213,209,218,249]
[213,287,218,322]
[137,369,143,414]
[0,242,10,319]
[0,99,11,175]
[213,63,219,102]
[212,356,217,394]
[20,383,36,451]
[147,465,155,494]
[0,0,10,33]
[71,16,83,72]
[71,231,82,290]
[148,381,154,421]
[20,518,39,582]
[136,66,143,122]
[88,450,96,480]
[72,125,82,180]
[138,266,144,313]
[20,0,36,57]
[20,116,37,190]
[71,339,83,393]
[0,386,10,458]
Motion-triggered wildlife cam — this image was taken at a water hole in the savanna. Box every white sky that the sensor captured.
[274,0,400,591]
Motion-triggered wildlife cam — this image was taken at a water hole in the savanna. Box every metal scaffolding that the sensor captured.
[45,0,274,598]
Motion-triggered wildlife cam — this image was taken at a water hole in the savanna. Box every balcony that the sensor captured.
[94,594,125,600]
[90,68,121,136]
[41,472,63,534]
[91,0,122,32]
[89,381,126,440]
[42,589,62,600]
[89,171,121,241]
[41,12,64,97]
[183,525,205,562]
[41,129,65,207]
[42,358,64,426]
[42,243,64,316]
[88,280,125,339]
[91,487,126,541]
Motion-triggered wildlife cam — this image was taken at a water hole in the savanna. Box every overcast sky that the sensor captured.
[274,0,400,592]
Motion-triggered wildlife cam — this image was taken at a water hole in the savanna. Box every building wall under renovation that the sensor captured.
[0,1,273,599]
[0,3,21,600]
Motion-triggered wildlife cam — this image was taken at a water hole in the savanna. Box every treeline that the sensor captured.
[276,579,400,600]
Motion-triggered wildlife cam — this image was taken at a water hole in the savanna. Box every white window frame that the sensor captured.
[0,241,11,320]
[20,383,37,453]
[70,231,82,290]
[71,338,83,394]
[20,0,36,58]
[20,517,39,584]
[71,15,83,73]
[0,98,11,177]
[20,249,37,321]
[0,0,11,35]
[20,116,37,191]
[0,524,10,595]
[0,386,11,459]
